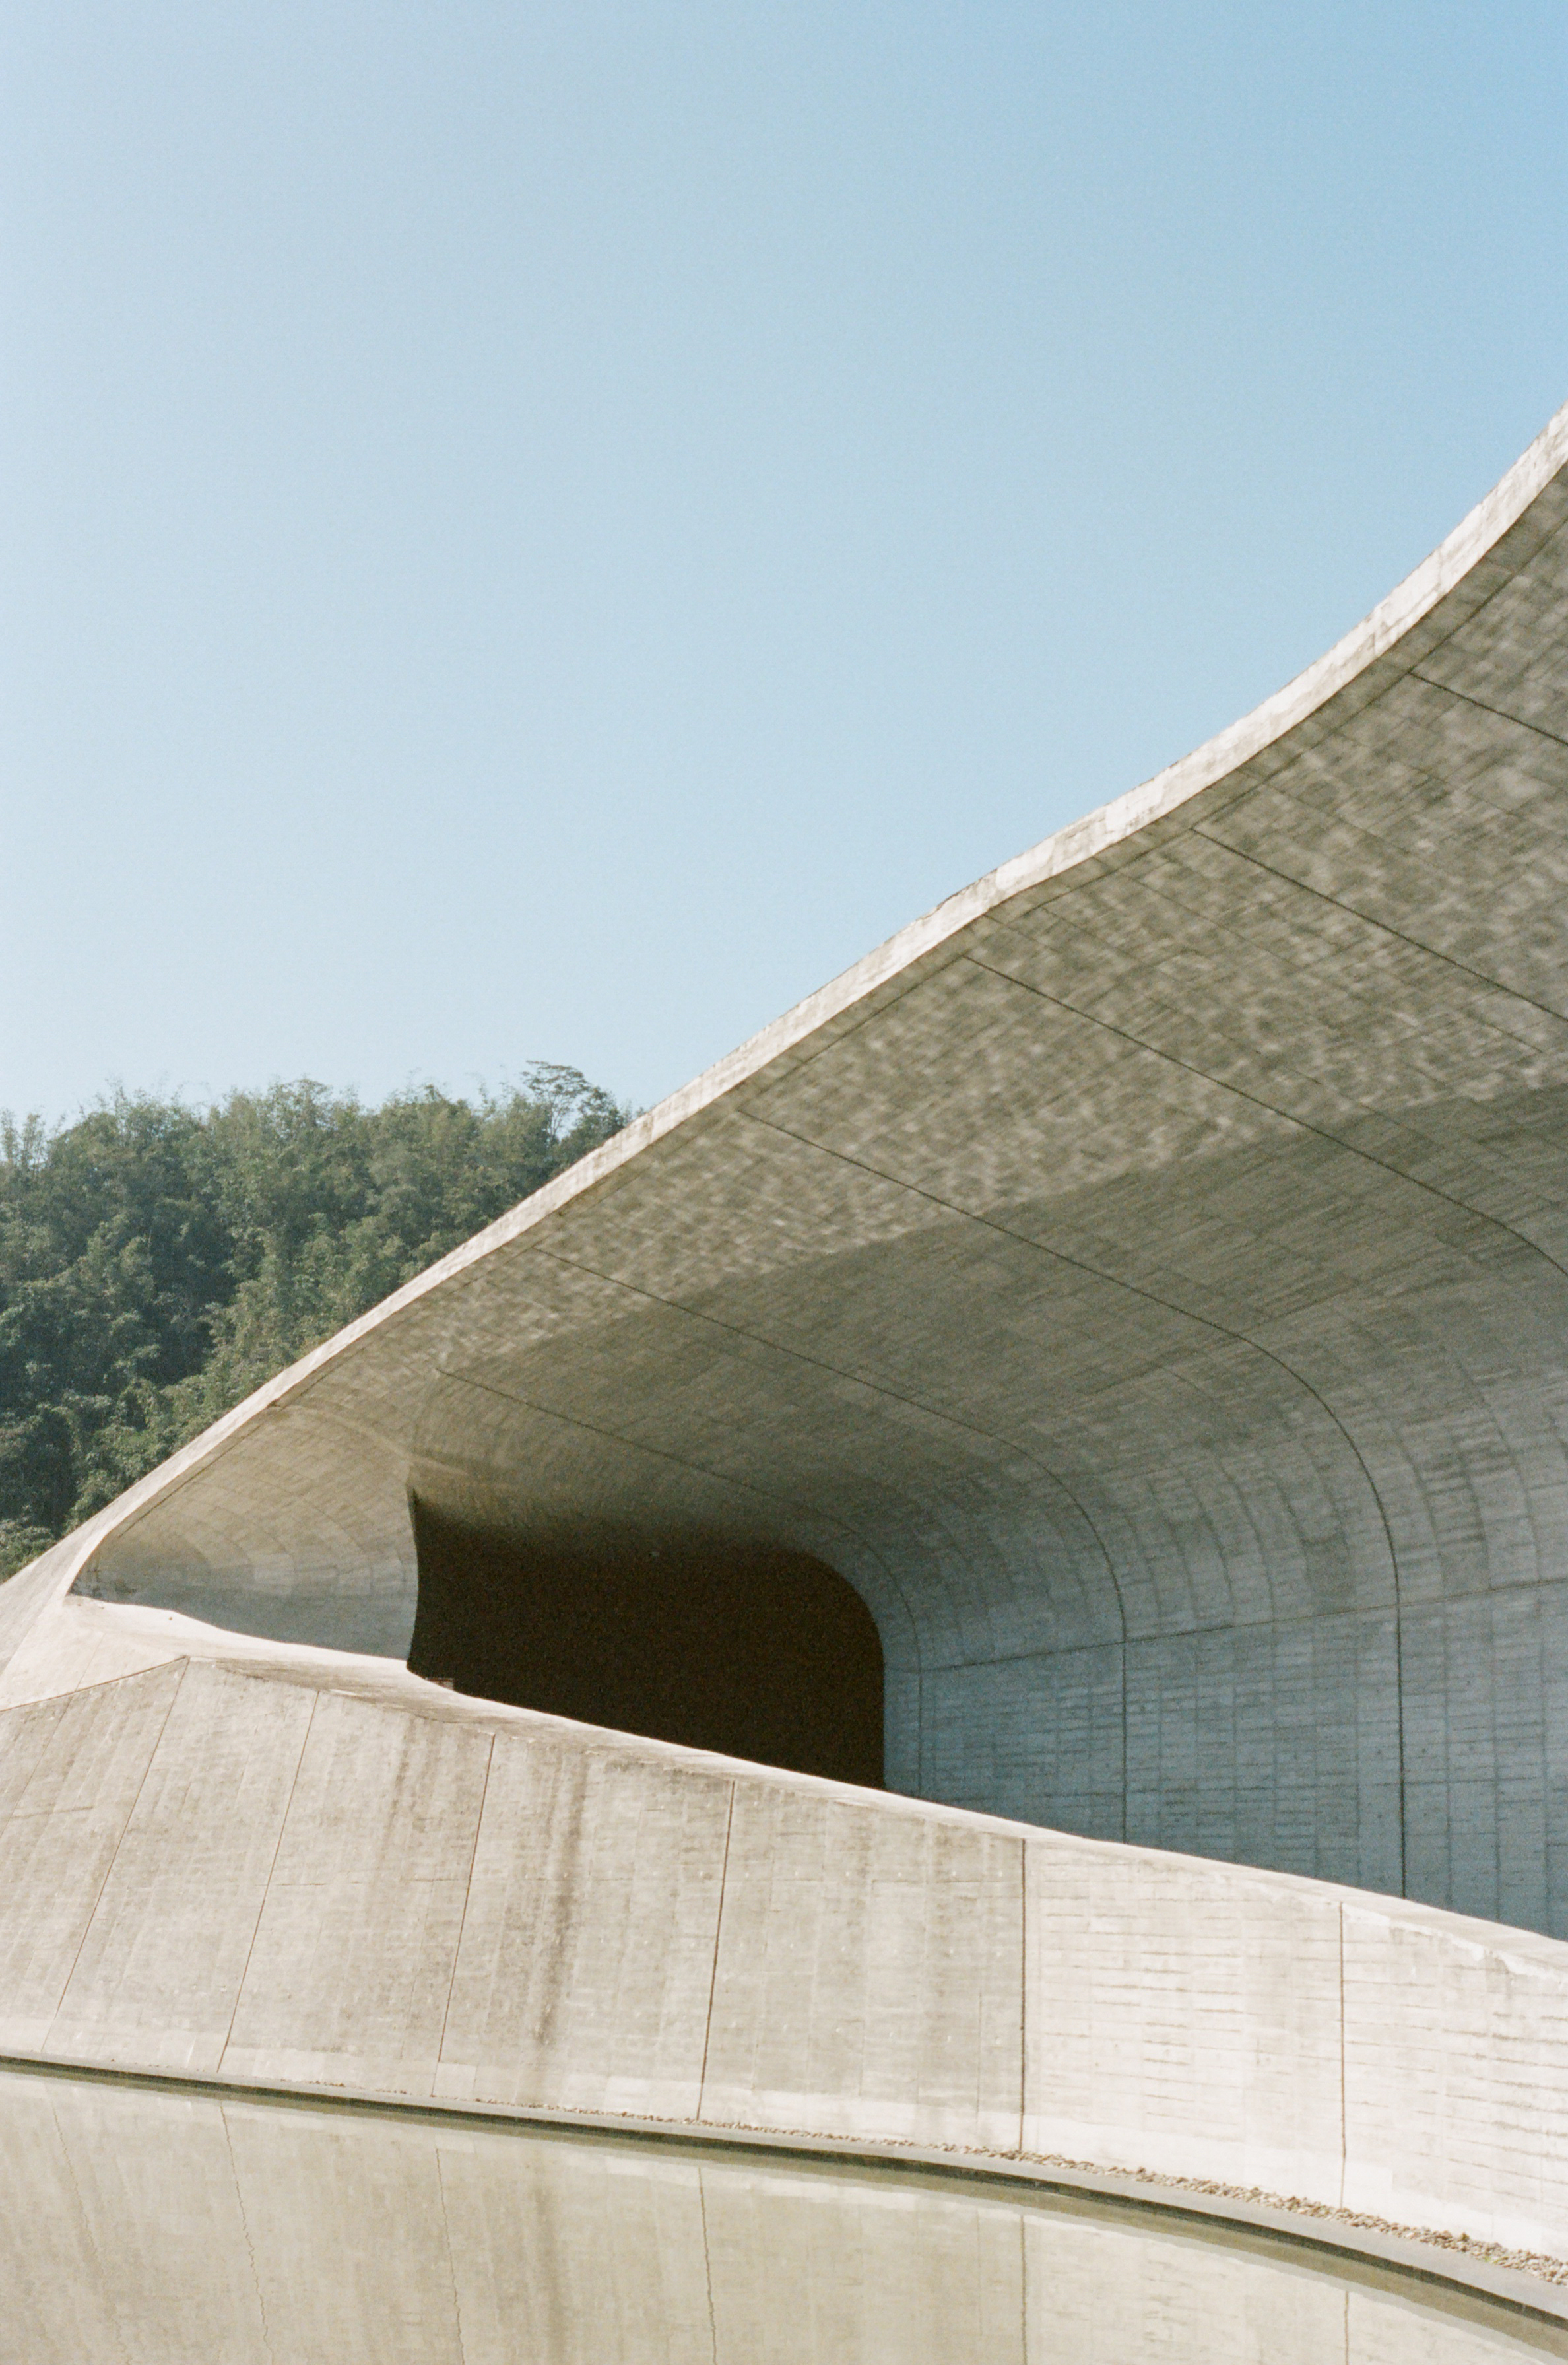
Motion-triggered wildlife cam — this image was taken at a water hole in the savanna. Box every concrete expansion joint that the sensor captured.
[1406,667,1568,758]
[1187,822,1568,1040]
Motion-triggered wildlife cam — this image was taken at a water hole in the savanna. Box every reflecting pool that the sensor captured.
[0,2065,1559,2364]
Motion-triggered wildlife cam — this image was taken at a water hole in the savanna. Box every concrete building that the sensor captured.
[3,399,1568,2282]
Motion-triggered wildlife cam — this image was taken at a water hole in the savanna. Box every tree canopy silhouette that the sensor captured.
[0,1069,628,1576]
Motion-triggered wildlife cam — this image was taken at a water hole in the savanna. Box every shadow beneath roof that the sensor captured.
[406,1494,884,1787]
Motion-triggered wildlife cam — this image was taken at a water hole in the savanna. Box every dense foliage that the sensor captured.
[0,1069,628,1578]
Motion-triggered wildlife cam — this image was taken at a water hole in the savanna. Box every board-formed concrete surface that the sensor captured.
[15,395,1568,1931]
[5,405,1568,2271]
[5,2067,1556,2365]
[0,1611,1566,2269]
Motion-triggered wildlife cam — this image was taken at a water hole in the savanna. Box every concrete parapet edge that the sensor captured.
[2,2046,1563,2335]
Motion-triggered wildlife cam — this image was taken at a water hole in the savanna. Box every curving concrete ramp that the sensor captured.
[5,401,1568,2282]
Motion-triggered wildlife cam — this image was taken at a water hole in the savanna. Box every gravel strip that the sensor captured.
[696,2117,1568,2291]
[1016,2147,1568,2288]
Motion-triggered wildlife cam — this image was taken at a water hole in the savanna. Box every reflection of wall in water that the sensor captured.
[0,2069,1544,2365]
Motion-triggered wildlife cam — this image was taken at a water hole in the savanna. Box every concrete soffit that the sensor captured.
[38,392,1568,1603]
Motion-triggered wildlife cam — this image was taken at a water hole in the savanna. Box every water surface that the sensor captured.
[0,2065,1557,2364]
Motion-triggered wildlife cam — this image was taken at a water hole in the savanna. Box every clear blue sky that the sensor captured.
[4,3,1565,1123]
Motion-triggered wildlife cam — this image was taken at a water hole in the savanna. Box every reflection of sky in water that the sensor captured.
[0,2067,1557,2364]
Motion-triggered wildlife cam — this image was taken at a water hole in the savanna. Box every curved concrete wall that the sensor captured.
[0,1600,1565,2267]
[31,396,1568,1936]
[5,407,1568,2278]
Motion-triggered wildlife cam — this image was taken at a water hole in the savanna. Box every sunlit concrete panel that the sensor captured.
[697,1783,1024,2151]
[0,1665,185,2056]
[0,1641,1566,2261]
[44,1661,315,2076]
[436,1731,733,2121]
[220,1684,492,2095]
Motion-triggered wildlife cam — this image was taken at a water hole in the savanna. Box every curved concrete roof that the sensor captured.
[11,392,1568,1934]
[5,402,1568,2284]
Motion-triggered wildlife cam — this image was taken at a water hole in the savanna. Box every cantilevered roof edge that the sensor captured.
[51,392,1568,1584]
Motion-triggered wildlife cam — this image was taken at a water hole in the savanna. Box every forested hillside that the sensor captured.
[0,1069,628,1578]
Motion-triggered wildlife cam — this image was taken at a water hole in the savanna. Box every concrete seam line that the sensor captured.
[219,2095,277,2365]
[434,1727,494,2087]
[1337,1900,1348,2214]
[40,1661,187,2049]
[1407,669,1568,752]
[216,1685,319,2079]
[434,2147,470,2365]
[695,1781,736,2125]
[697,2161,720,2365]
[1016,1836,1027,2157]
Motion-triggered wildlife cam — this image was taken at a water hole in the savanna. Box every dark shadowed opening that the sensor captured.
[407,1496,884,1787]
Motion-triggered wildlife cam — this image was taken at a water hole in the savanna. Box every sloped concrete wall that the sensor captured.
[1,1651,1565,2261]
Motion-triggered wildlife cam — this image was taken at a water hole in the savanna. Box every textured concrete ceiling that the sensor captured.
[68,399,1568,1934]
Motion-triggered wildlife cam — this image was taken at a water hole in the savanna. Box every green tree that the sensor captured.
[0,1068,628,1576]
